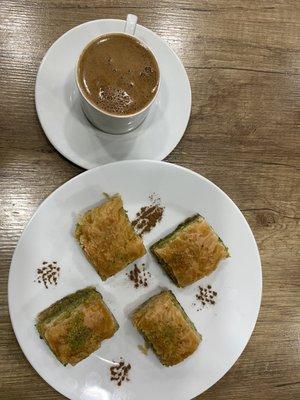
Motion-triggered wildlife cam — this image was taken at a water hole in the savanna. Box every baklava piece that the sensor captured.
[36,287,119,365]
[151,214,229,287]
[75,194,146,280]
[132,290,201,366]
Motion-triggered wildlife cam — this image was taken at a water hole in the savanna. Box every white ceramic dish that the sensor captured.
[35,20,191,169]
[8,160,262,400]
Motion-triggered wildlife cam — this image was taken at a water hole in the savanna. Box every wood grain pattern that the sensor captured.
[0,0,299,399]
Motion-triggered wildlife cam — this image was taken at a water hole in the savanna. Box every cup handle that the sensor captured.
[124,14,138,36]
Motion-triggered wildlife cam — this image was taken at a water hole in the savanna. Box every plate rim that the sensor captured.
[8,159,262,399]
[35,19,192,170]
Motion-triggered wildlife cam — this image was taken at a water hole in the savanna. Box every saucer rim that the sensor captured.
[35,18,192,169]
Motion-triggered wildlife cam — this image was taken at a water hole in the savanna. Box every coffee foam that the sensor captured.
[97,87,134,115]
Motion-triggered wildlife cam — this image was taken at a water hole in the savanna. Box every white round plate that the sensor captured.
[9,160,262,400]
[35,20,191,169]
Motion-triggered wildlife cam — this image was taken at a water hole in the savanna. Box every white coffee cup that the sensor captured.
[76,14,160,135]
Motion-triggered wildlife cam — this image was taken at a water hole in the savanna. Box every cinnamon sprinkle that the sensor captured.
[193,284,217,311]
[34,261,60,288]
[126,263,151,288]
[110,358,131,386]
[132,193,164,236]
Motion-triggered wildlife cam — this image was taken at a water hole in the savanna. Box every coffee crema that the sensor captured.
[77,33,159,115]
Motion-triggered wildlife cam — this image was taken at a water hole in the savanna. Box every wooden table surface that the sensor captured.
[1,1,299,399]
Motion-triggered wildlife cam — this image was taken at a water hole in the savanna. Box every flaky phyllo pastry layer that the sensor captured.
[151,214,229,287]
[132,290,201,366]
[36,287,119,365]
[75,194,146,280]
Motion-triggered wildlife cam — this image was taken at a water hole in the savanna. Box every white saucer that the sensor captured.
[35,19,191,169]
